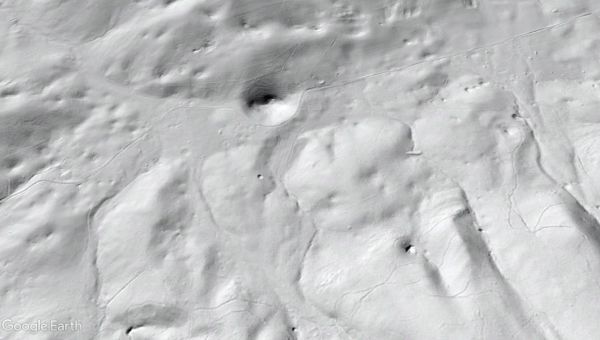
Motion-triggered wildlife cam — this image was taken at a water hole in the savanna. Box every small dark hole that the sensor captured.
[257,174,263,179]
[398,239,415,254]
[125,326,133,335]
[249,94,277,107]
[242,77,283,110]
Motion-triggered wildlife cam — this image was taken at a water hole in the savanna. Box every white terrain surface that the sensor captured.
[2,0,600,339]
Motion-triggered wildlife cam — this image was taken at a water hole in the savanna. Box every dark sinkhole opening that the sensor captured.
[397,238,416,255]
[248,93,278,107]
[242,76,284,110]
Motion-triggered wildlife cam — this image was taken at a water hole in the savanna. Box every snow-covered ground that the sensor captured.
[1,0,600,339]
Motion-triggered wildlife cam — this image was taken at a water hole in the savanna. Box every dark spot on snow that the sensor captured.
[397,238,416,255]
[242,76,283,109]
